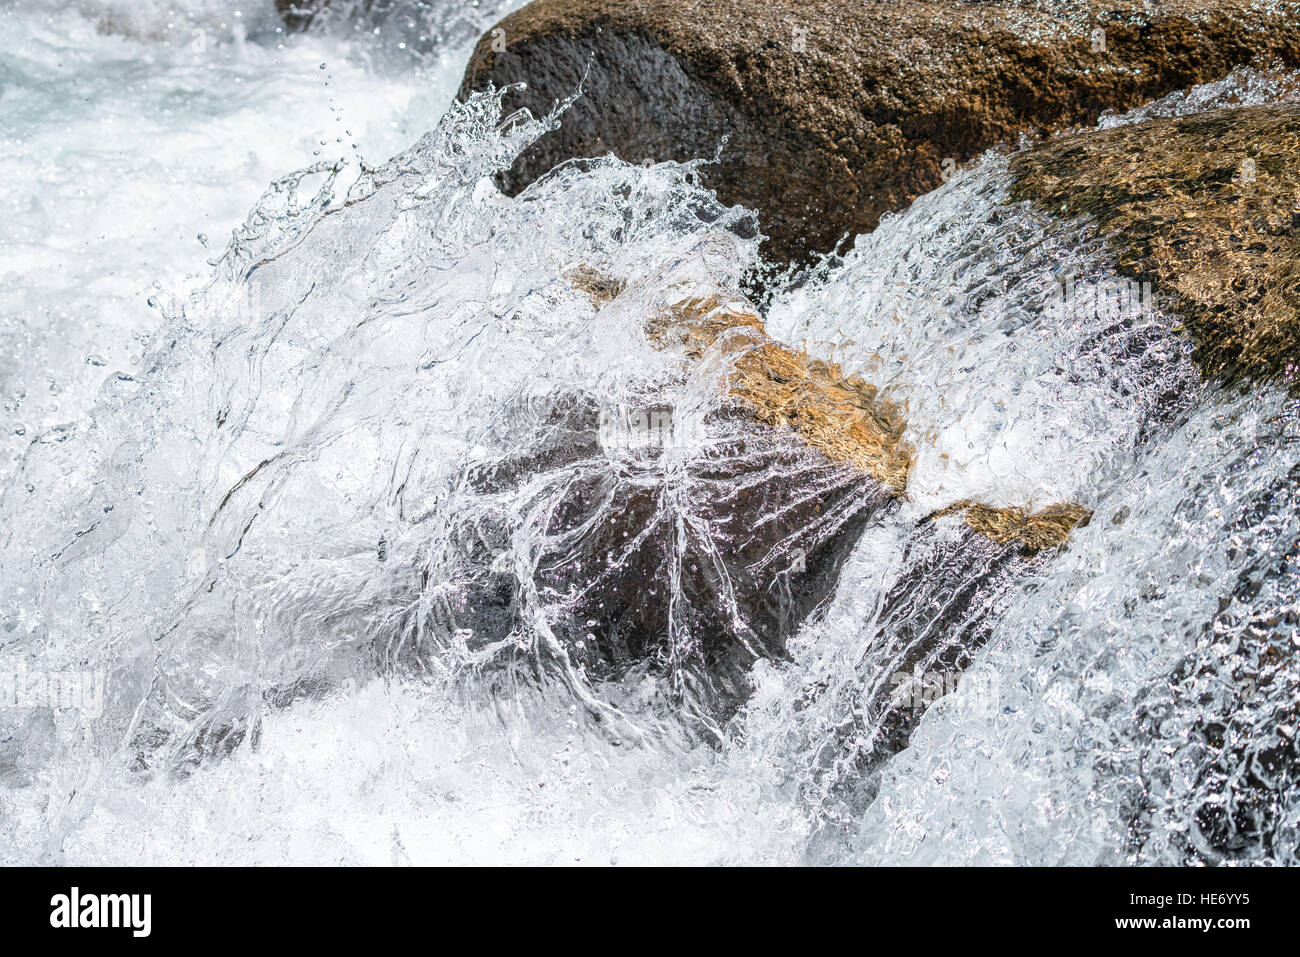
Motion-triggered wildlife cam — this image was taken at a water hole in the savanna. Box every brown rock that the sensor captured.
[459,0,1300,261]
[1010,102,1300,387]
[929,500,1093,553]
[644,293,914,491]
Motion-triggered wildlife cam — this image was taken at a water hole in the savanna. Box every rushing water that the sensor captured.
[2,2,1298,865]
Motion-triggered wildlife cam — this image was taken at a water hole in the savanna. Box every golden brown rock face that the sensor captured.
[1010,103,1300,388]
[930,500,1093,553]
[573,271,1087,553]
[460,0,1300,261]
[646,295,914,492]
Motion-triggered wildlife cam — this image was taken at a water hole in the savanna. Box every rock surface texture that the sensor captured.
[460,0,1300,260]
[1011,102,1300,387]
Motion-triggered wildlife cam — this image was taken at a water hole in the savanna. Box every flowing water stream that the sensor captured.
[2,1,1298,865]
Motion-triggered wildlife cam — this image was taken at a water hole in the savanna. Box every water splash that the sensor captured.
[2,40,1299,865]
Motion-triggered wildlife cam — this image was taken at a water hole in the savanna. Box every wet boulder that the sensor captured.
[459,0,1300,261]
[1010,102,1300,388]
[415,273,915,727]
[1009,102,1300,862]
[414,259,1101,730]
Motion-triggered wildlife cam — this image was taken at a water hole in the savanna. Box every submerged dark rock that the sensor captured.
[857,521,1043,762]
[530,402,893,724]
[1127,460,1300,863]
[274,0,317,31]
[791,508,1082,841]
[414,280,914,727]
[460,0,1300,261]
